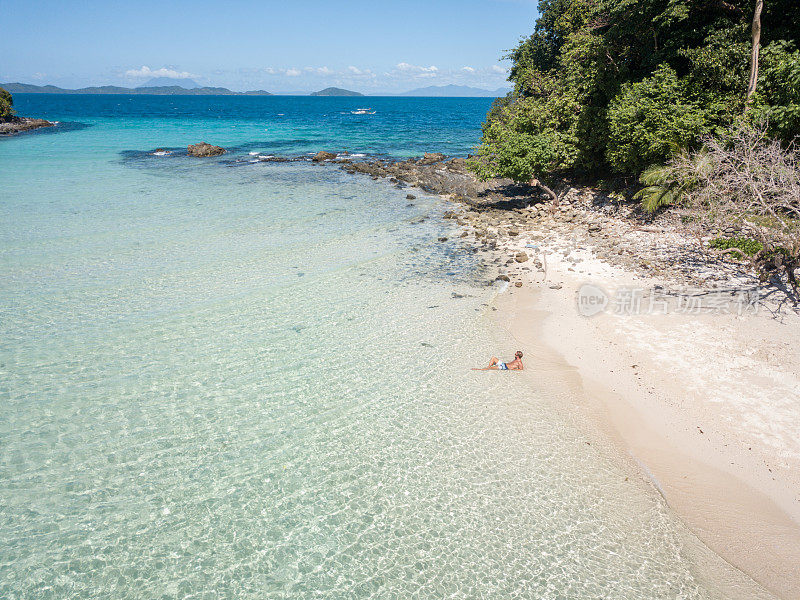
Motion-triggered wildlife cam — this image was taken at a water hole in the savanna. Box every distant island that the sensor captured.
[310,87,364,97]
[396,84,511,97]
[1,82,273,96]
[139,77,200,88]
[2,81,514,98]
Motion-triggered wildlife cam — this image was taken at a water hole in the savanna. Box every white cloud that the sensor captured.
[396,62,438,73]
[125,66,196,79]
[461,66,475,72]
[348,66,363,74]
[491,65,508,74]
[285,68,301,77]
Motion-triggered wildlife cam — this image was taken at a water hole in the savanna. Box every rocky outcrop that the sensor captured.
[0,117,55,136]
[187,142,225,157]
[312,151,337,162]
[417,152,447,165]
[336,154,517,203]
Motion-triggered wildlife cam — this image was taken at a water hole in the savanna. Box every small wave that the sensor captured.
[249,151,260,156]
[152,151,171,156]
[258,155,274,159]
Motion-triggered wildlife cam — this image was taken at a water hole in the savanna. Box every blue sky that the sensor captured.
[2,0,538,93]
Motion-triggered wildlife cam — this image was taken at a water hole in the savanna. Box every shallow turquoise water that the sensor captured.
[0,98,764,598]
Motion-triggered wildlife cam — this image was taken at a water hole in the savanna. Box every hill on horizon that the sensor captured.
[139,77,199,88]
[396,84,511,97]
[310,87,363,97]
[1,82,272,96]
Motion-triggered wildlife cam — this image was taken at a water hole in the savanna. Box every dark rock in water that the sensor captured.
[443,211,456,219]
[312,151,337,162]
[549,284,563,289]
[496,274,511,282]
[588,223,602,233]
[514,252,529,263]
[188,142,225,157]
[406,194,417,200]
[0,117,55,136]
[438,237,448,242]
[417,152,447,165]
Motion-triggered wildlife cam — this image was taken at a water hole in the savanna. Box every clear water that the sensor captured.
[0,96,765,598]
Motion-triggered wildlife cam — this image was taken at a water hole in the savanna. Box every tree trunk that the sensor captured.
[529,178,558,204]
[746,0,764,107]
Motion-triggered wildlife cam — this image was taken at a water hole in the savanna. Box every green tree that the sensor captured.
[606,65,708,173]
[473,0,800,186]
[0,87,14,120]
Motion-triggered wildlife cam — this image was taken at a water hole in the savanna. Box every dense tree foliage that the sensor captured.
[472,0,800,183]
[0,87,14,120]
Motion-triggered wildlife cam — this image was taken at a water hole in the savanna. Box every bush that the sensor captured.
[709,236,763,259]
[470,76,581,199]
[0,87,14,121]
[606,65,708,173]
[755,41,800,142]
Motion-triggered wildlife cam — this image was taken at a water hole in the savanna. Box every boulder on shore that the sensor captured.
[187,142,225,157]
[417,152,446,165]
[312,151,337,162]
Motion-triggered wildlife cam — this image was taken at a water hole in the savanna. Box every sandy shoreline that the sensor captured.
[488,228,800,599]
[327,153,800,597]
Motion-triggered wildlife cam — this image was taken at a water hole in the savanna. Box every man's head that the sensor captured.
[515,350,523,359]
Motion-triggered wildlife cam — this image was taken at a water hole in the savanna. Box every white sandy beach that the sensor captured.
[489,227,800,599]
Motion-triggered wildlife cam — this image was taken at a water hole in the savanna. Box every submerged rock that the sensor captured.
[188,142,225,157]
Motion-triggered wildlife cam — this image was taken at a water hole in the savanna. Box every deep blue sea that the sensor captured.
[8,94,494,158]
[0,95,767,599]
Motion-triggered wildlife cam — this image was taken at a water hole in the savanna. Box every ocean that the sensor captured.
[0,95,764,598]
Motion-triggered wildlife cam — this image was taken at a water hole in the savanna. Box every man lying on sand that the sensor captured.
[473,351,524,371]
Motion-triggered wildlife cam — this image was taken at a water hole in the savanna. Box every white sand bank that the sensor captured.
[491,236,800,600]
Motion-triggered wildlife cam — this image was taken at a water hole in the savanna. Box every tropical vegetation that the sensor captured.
[471,0,800,185]
[0,87,14,120]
